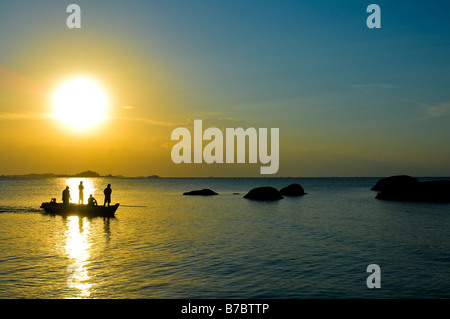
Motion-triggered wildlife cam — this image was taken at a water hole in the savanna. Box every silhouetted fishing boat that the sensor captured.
[40,202,119,217]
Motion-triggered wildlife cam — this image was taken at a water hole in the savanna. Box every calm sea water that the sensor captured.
[0,177,449,299]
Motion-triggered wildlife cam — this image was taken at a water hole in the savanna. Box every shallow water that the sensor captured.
[0,177,449,298]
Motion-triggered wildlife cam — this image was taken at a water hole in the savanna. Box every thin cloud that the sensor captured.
[0,65,45,95]
[423,101,450,119]
[107,115,176,127]
[351,83,397,89]
[0,112,53,120]
[183,117,248,130]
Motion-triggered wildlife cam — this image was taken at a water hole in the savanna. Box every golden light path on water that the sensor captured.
[65,216,92,298]
[63,178,97,298]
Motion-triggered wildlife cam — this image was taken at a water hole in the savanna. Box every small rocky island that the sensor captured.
[243,186,283,201]
[279,183,307,196]
[371,175,450,203]
[183,189,218,196]
[243,183,307,201]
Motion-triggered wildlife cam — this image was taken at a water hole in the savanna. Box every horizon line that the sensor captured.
[1,173,450,179]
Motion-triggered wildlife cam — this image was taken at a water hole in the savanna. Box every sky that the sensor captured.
[0,0,449,177]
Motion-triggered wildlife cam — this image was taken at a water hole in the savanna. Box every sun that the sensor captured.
[54,79,107,129]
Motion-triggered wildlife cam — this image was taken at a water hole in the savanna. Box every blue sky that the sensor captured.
[1,1,450,176]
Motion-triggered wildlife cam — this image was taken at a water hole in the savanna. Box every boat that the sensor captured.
[40,201,119,217]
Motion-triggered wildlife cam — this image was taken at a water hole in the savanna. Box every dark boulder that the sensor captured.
[418,181,450,203]
[183,189,218,196]
[370,175,419,191]
[243,187,283,201]
[372,176,450,203]
[279,183,306,196]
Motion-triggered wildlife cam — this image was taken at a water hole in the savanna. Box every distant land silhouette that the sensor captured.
[0,170,161,179]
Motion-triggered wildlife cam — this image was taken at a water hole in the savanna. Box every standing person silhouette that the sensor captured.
[62,186,71,205]
[103,184,112,207]
[78,181,84,204]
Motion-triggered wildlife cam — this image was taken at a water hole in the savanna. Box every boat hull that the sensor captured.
[40,202,119,217]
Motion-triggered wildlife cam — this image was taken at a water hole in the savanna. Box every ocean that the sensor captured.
[0,177,449,299]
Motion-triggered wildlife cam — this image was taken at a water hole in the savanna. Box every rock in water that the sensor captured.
[370,175,419,191]
[243,187,283,201]
[416,181,450,203]
[279,183,306,196]
[372,175,450,203]
[183,189,218,196]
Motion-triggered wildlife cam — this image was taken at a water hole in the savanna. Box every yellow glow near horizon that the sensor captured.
[54,79,107,129]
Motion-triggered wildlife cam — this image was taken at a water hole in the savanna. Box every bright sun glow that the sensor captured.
[54,79,107,129]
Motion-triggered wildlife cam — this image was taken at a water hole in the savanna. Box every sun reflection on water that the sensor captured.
[65,216,92,298]
[64,178,97,205]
